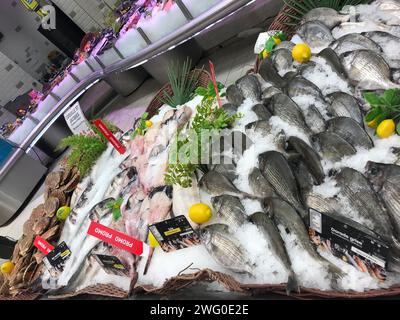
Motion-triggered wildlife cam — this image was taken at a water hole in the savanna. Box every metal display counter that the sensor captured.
[0,0,263,224]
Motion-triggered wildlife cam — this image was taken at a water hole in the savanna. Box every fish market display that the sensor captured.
[6,0,400,300]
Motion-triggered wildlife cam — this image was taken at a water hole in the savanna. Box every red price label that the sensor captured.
[87,221,145,256]
[93,119,126,154]
[209,60,222,108]
[33,236,54,255]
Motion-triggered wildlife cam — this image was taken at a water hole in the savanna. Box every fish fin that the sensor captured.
[286,272,300,295]
[327,263,346,286]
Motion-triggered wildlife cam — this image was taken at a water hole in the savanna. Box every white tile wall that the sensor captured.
[52,0,116,33]
[0,52,39,106]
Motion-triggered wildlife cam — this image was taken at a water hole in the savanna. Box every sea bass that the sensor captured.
[258,151,308,220]
[199,224,252,274]
[249,212,299,294]
[340,50,400,90]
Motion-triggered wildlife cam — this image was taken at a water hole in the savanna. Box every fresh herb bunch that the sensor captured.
[106,198,124,221]
[165,99,242,188]
[195,81,225,102]
[282,0,372,26]
[259,31,286,59]
[57,120,119,177]
[132,112,151,138]
[160,58,201,108]
[364,89,400,134]
[191,97,242,132]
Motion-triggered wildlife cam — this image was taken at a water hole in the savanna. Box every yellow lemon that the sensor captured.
[367,118,378,128]
[262,49,269,60]
[56,206,71,221]
[1,261,14,275]
[273,37,282,45]
[292,43,312,63]
[145,120,153,128]
[189,203,212,224]
[376,119,395,138]
[148,231,160,248]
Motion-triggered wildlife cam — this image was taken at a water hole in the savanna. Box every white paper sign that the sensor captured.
[64,102,95,136]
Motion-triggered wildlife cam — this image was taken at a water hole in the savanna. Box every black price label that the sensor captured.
[149,216,201,253]
[309,209,389,280]
[44,242,71,272]
[93,254,128,276]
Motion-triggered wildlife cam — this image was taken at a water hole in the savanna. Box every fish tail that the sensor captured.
[143,247,155,275]
[327,263,346,283]
[286,272,300,295]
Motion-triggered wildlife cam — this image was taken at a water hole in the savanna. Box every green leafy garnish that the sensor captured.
[106,198,124,221]
[195,81,226,102]
[57,120,119,177]
[164,99,242,188]
[364,89,400,126]
[132,112,149,138]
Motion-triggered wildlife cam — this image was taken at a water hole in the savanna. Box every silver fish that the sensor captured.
[199,224,252,274]
[365,162,400,238]
[252,103,272,121]
[306,193,341,215]
[332,22,400,39]
[301,7,349,29]
[317,48,347,79]
[297,21,334,49]
[235,74,262,101]
[270,93,310,134]
[211,195,248,230]
[340,50,400,90]
[222,103,238,117]
[274,41,295,51]
[199,170,253,199]
[327,117,373,149]
[258,151,308,220]
[262,86,282,100]
[335,167,394,242]
[259,58,287,88]
[288,155,315,198]
[286,76,326,103]
[226,84,244,106]
[312,131,357,161]
[271,48,293,72]
[327,92,363,125]
[245,120,286,150]
[209,160,237,183]
[330,33,382,55]
[264,197,345,280]
[362,31,400,68]
[301,104,327,134]
[287,136,324,185]
[248,167,276,198]
[249,212,299,294]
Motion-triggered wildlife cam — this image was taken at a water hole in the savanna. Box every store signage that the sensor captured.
[309,209,389,280]
[93,254,128,276]
[209,60,222,108]
[149,216,201,252]
[33,235,54,255]
[93,119,126,154]
[87,221,145,256]
[44,242,71,271]
[64,102,95,136]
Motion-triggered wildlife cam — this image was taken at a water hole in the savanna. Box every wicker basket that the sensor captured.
[254,4,298,73]
[146,69,212,118]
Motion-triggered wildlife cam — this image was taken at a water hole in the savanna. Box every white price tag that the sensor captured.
[64,102,95,136]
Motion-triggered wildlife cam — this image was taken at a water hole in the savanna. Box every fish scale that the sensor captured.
[336,167,394,241]
[259,151,307,220]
